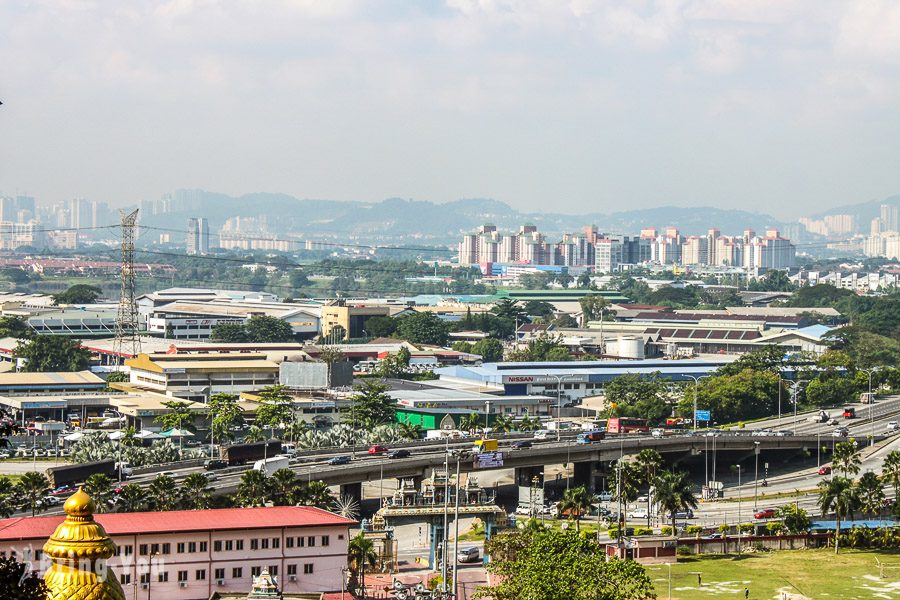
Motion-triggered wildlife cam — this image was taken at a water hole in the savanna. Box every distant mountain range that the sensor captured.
[139,189,793,245]
[808,195,900,225]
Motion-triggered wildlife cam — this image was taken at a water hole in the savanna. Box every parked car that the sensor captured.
[49,484,75,497]
[888,421,900,433]
[818,466,832,475]
[673,509,694,519]
[754,508,777,519]
[512,440,532,449]
[515,504,533,516]
[596,491,613,502]
[204,459,228,470]
[368,444,389,455]
[702,533,724,540]
[457,547,480,563]
[327,455,351,466]
[43,495,62,506]
[387,449,410,459]
[627,507,649,519]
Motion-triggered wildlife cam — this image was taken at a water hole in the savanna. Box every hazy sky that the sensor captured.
[2,1,899,219]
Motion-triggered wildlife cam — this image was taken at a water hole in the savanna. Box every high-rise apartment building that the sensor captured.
[880,204,899,232]
[187,217,210,255]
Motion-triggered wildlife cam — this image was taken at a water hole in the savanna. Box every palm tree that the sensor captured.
[518,415,541,432]
[557,486,593,531]
[269,469,299,506]
[17,472,49,517]
[882,450,900,498]
[348,532,378,599]
[817,476,858,554]
[83,474,114,513]
[243,425,267,443]
[653,470,699,534]
[492,414,516,433]
[397,422,422,441]
[283,420,309,444]
[635,449,663,527]
[236,470,269,507]
[115,484,147,512]
[147,474,177,511]
[299,480,334,509]
[458,412,481,434]
[180,473,213,510]
[0,476,19,518]
[832,441,861,478]
[856,472,885,516]
[119,426,139,447]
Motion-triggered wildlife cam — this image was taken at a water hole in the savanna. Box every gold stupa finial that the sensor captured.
[43,487,126,600]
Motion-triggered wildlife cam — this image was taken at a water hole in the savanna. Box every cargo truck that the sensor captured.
[46,459,116,489]
[219,440,283,466]
[253,455,291,476]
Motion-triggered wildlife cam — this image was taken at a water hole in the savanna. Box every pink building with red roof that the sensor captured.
[0,505,354,599]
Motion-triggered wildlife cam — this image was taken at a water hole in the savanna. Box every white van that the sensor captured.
[533,430,552,440]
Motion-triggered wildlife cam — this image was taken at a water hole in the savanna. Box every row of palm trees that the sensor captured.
[234,468,337,510]
[458,412,543,434]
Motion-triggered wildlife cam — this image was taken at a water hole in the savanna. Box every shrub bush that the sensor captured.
[660,526,673,535]
[685,525,703,535]
[676,545,693,556]
[633,527,653,536]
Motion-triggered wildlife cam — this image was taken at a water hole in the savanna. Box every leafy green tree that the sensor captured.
[269,468,299,506]
[482,527,654,600]
[451,341,473,353]
[148,474,178,511]
[156,400,196,432]
[210,322,249,342]
[805,376,859,408]
[0,316,31,339]
[856,471,885,516]
[491,299,528,323]
[491,414,515,433]
[0,555,49,599]
[579,294,610,323]
[255,385,294,436]
[394,312,450,346]
[14,335,90,372]
[635,449,664,526]
[180,473,213,510]
[604,372,671,424]
[52,284,102,305]
[653,470,698,533]
[115,484,147,512]
[833,441,861,477]
[882,450,900,498]
[83,473,114,513]
[397,422,422,440]
[245,315,295,342]
[557,486,593,530]
[749,270,794,292]
[717,345,788,376]
[207,393,243,444]
[364,316,396,338]
[105,370,129,384]
[612,461,642,508]
[0,477,20,518]
[776,503,811,534]
[243,425,267,443]
[289,269,310,290]
[679,368,780,423]
[817,476,858,554]
[344,380,397,429]
[507,333,570,362]
[523,300,555,319]
[784,284,855,308]
[348,532,378,598]
[236,470,270,507]
[16,472,49,517]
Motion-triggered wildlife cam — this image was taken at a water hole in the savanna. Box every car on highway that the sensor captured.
[827,418,839,426]
[457,547,480,563]
[702,533,724,540]
[327,455,351,466]
[43,495,63,506]
[533,430,552,440]
[832,427,850,438]
[204,459,228,470]
[512,440,532,449]
[160,471,176,478]
[368,444,389,455]
[49,485,75,497]
[651,428,665,438]
[627,507,649,519]
[888,421,900,433]
[387,449,411,459]
[754,508,777,519]
[751,429,774,437]
[596,491,614,502]
[818,466,832,475]
[674,509,694,519]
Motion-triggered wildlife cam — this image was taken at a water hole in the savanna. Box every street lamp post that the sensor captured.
[736,465,742,557]
[861,367,879,447]
[451,452,461,600]
[684,375,709,432]
[484,400,490,432]
[550,375,564,441]
[753,442,760,511]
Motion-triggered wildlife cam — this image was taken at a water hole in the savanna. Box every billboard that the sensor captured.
[475,452,504,469]
[695,410,711,422]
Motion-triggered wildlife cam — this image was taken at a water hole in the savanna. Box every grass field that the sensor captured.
[649,549,900,599]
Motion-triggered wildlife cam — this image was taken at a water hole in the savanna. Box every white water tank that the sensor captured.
[610,336,644,359]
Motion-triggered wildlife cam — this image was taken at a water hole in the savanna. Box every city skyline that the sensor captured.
[2,2,900,218]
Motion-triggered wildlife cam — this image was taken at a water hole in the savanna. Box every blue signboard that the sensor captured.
[695,410,711,422]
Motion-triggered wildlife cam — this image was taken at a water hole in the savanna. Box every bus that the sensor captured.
[607,417,650,434]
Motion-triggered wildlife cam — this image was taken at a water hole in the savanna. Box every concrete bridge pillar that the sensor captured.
[340,482,362,505]
[572,461,605,494]
[514,466,545,513]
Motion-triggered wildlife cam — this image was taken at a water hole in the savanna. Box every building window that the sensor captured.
[286,537,294,548]
[236,540,244,551]
[139,544,148,555]
[188,542,197,553]
[261,538,269,550]
[287,564,297,576]
[272,538,280,549]
[321,535,330,547]
[225,540,233,551]
[196,570,206,581]
[178,571,188,583]
[303,564,314,575]
[158,572,169,583]
[250,539,258,550]
[232,567,243,579]
[140,574,150,585]
[214,568,225,580]
[213,541,222,552]
[120,574,131,585]
[177,542,185,553]
[297,537,305,548]
[123,545,132,556]
[150,543,159,555]
[307,536,315,547]
[338,534,344,540]
[162,543,170,554]
[269,566,278,576]
[199,542,208,552]
[251,566,262,577]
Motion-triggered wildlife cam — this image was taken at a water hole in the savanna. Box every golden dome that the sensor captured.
[43,488,126,600]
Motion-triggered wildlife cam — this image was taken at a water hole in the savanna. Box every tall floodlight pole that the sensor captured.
[113,209,141,363]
